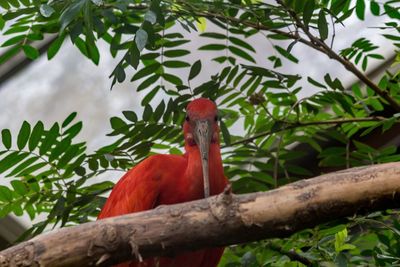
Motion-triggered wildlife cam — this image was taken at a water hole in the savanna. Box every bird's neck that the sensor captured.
[184,143,225,195]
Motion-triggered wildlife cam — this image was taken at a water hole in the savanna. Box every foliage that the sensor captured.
[1,0,400,265]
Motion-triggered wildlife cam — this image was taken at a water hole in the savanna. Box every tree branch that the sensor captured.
[227,116,388,147]
[1,162,400,267]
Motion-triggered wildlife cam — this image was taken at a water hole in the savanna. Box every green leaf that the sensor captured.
[307,77,327,88]
[228,37,255,52]
[17,121,31,150]
[7,156,39,177]
[74,166,86,176]
[8,0,20,8]
[356,0,365,20]
[57,145,80,168]
[137,75,159,91]
[29,121,44,151]
[351,84,363,98]
[110,117,126,130]
[60,0,85,32]
[11,180,28,196]
[39,123,59,155]
[383,34,400,41]
[324,74,344,90]
[48,196,66,219]
[62,112,77,128]
[353,140,376,153]
[228,46,255,63]
[0,152,29,174]
[144,10,157,24]
[143,105,153,121]
[200,32,226,39]
[163,73,183,85]
[87,42,100,65]
[39,4,55,17]
[274,45,298,63]
[163,61,190,68]
[141,86,159,105]
[122,111,137,122]
[384,4,400,19]
[0,185,13,202]
[47,34,65,60]
[163,40,190,48]
[0,15,4,31]
[1,129,12,149]
[164,49,190,58]
[141,52,160,60]
[0,45,21,65]
[154,100,165,122]
[267,34,292,40]
[0,1,9,9]
[22,45,39,60]
[4,26,29,35]
[199,44,226,50]
[303,0,315,27]
[88,158,99,171]
[189,60,201,80]
[368,53,384,60]
[115,65,126,83]
[362,56,368,71]
[131,63,161,81]
[49,138,71,162]
[370,1,380,15]
[74,37,88,57]
[128,43,140,69]
[196,17,207,32]
[219,120,231,145]
[318,10,328,40]
[135,28,148,52]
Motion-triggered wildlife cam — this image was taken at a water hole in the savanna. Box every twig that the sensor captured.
[225,116,388,147]
[267,242,313,266]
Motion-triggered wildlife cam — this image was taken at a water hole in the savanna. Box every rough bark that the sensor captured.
[1,162,400,267]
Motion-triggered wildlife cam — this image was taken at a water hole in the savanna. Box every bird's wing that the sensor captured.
[97,156,163,219]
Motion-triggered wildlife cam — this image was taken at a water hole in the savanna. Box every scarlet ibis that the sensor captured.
[98,98,229,267]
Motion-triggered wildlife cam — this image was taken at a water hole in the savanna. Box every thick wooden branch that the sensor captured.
[1,163,400,267]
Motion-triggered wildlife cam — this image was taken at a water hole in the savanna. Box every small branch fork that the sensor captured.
[1,162,400,266]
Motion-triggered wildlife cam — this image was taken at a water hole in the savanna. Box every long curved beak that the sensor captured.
[194,120,212,198]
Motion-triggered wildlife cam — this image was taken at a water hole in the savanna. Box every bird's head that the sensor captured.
[183,98,219,198]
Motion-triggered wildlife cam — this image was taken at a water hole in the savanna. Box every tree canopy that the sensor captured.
[0,0,400,266]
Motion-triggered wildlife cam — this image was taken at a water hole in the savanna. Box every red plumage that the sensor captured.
[98,98,228,267]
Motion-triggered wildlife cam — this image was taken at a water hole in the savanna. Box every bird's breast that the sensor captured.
[156,150,226,205]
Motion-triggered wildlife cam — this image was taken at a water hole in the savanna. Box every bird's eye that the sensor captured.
[214,115,218,121]
[185,115,190,122]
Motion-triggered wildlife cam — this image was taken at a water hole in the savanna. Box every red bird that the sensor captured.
[98,98,229,267]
